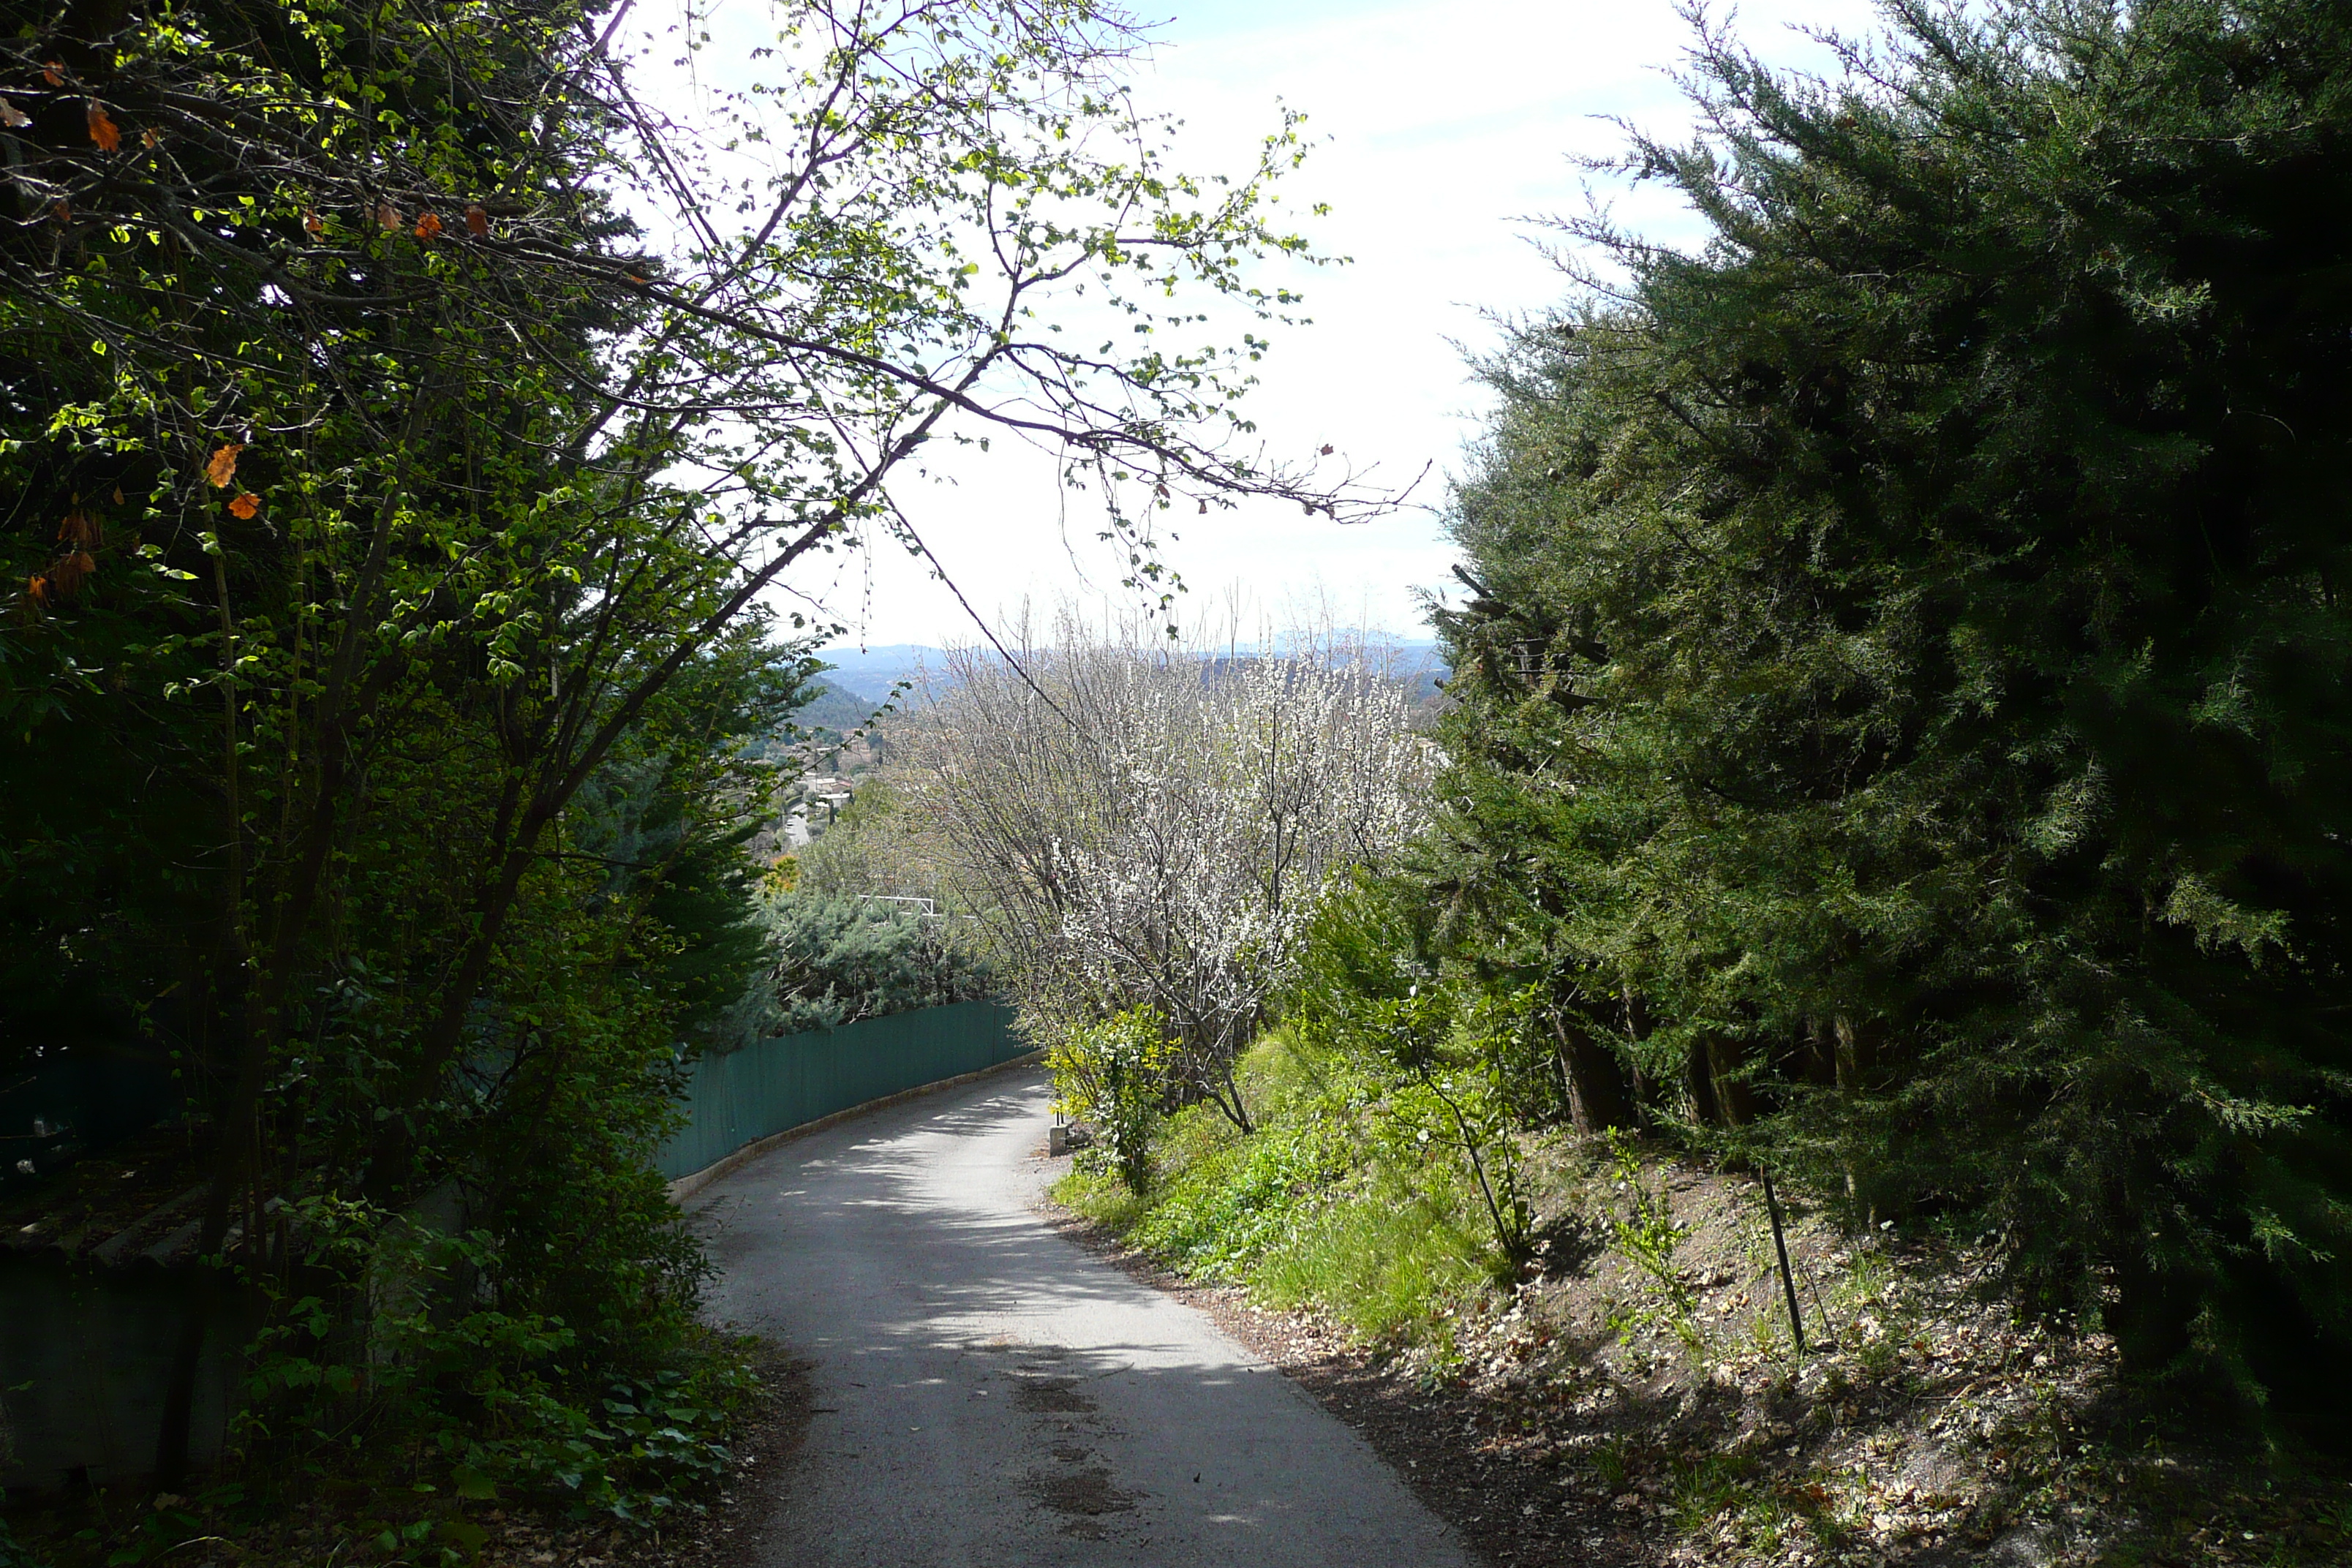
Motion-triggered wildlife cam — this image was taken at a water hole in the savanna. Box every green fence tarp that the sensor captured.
[656,1000,1028,1180]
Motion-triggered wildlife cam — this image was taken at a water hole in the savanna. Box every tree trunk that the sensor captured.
[1694,1036,1756,1128]
[1833,1013,1876,1092]
[1686,1041,1723,1127]
[1547,1009,1630,1134]
[1801,1014,1839,1085]
[1833,1013,1878,1221]
[1622,986,1654,1127]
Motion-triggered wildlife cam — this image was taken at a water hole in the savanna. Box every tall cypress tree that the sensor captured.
[1434,0,2352,1417]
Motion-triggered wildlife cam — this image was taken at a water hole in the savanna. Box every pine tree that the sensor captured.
[1434,0,2352,1419]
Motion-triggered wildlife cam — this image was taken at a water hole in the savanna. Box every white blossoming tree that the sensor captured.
[909,611,1431,1128]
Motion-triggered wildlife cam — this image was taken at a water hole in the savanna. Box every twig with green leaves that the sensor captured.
[1601,1131,1705,1357]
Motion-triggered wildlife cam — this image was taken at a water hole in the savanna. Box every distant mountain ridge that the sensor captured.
[814,637,1442,706]
[815,644,944,705]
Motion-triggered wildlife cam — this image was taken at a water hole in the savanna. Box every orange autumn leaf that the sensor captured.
[413,210,442,242]
[87,102,120,152]
[464,203,489,237]
[227,493,260,520]
[42,61,63,87]
[51,200,69,225]
[111,486,124,504]
[142,127,158,150]
[204,442,244,489]
[27,575,50,607]
[304,210,324,237]
[57,510,101,548]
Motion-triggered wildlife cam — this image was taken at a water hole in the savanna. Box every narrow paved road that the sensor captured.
[690,1066,1474,1567]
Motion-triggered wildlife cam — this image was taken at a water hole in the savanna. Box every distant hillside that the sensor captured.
[786,677,879,734]
[814,644,943,704]
[810,638,1448,709]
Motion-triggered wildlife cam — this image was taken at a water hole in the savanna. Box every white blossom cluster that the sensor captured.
[908,616,1432,1126]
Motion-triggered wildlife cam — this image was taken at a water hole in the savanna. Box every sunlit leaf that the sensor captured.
[451,1463,500,1501]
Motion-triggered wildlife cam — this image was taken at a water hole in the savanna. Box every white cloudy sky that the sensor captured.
[633,0,1884,649]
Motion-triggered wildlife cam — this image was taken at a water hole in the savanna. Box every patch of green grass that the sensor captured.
[1230,1028,1322,1108]
[1055,1033,1495,1344]
[1667,1450,1760,1531]
[1252,1172,1489,1342]
[1053,1162,1149,1229]
[1130,1110,1343,1279]
[1591,1436,1633,1493]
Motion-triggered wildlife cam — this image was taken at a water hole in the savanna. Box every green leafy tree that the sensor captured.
[1289,874,1545,1273]
[1050,1007,1172,1193]
[0,0,1356,1485]
[1429,0,2352,1419]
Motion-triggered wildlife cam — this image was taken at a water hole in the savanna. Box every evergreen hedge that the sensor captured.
[1428,0,2352,1420]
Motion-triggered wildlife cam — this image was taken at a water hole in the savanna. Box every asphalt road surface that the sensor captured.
[691,1066,1474,1567]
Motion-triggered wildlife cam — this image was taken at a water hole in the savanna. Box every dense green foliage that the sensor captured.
[0,0,1341,1509]
[1286,873,1548,1269]
[757,892,993,1034]
[1055,1034,1493,1341]
[0,0,822,1501]
[1415,0,2352,1420]
[1050,1007,1175,1191]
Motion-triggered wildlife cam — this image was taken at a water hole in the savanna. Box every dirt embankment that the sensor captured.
[1049,1149,2350,1568]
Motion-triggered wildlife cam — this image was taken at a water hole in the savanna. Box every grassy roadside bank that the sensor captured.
[1055,1036,2352,1568]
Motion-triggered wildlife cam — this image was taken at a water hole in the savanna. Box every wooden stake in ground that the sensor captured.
[1760,1169,1808,1356]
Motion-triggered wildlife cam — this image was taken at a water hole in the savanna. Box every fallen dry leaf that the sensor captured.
[204,443,244,489]
[87,102,120,152]
[49,550,94,595]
